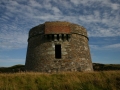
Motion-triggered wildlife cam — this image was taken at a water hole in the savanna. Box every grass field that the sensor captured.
[0,71,120,90]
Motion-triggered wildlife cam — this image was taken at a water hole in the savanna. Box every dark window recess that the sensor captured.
[57,34,59,40]
[66,34,68,40]
[55,44,61,59]
[52,34,54,40]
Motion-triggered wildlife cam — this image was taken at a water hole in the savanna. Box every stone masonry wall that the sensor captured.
[25,21,93,72]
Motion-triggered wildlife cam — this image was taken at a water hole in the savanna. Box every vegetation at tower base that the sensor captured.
[25,21,93,72]
[0,63,120,73]
[0,71,120,90]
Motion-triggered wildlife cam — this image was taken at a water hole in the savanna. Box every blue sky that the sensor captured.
[0,0,120,67]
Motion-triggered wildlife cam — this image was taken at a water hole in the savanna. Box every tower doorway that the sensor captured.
[55,44,61,59]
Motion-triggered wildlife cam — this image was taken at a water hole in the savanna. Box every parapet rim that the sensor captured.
[28,21,88,40]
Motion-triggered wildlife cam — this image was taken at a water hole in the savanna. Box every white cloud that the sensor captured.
[42,0,52,10]
[88,27,120,37]
[28,0,42,8]
[104,43,120,49]
[70,0,120,11]
[70,0,80,5]
[52,7,61,14]
[90,43,120,50]
[111,3,120,10]
[90,45,100,50]
[0,30,28,50]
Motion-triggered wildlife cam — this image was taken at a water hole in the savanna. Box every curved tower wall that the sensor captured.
[25,21,93,72]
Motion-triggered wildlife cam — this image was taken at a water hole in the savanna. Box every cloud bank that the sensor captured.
[0,0,120,50]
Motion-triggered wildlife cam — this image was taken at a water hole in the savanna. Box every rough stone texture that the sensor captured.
[25,21,93,72]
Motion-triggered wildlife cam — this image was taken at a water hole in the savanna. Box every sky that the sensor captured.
[0,0,120,67]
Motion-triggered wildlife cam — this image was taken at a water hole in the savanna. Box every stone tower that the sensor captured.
[25,21,93,72]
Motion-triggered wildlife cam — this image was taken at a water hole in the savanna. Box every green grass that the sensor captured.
[0,71,120,90]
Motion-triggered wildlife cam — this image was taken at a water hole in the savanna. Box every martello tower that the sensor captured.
[25,21,93,72]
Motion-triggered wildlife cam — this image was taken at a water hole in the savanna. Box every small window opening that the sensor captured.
[66,34,68,41]
[52,34,54,41]
[47,35,49,40]
[55,44,61,59]
[57,34,59,40]
[62,34,64,40]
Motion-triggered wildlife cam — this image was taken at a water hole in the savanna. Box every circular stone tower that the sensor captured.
[25,21,93,72]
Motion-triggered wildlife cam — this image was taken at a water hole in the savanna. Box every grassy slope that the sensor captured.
[0,71,120,90]
[0,64,25,73]
[93,63,120,71]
